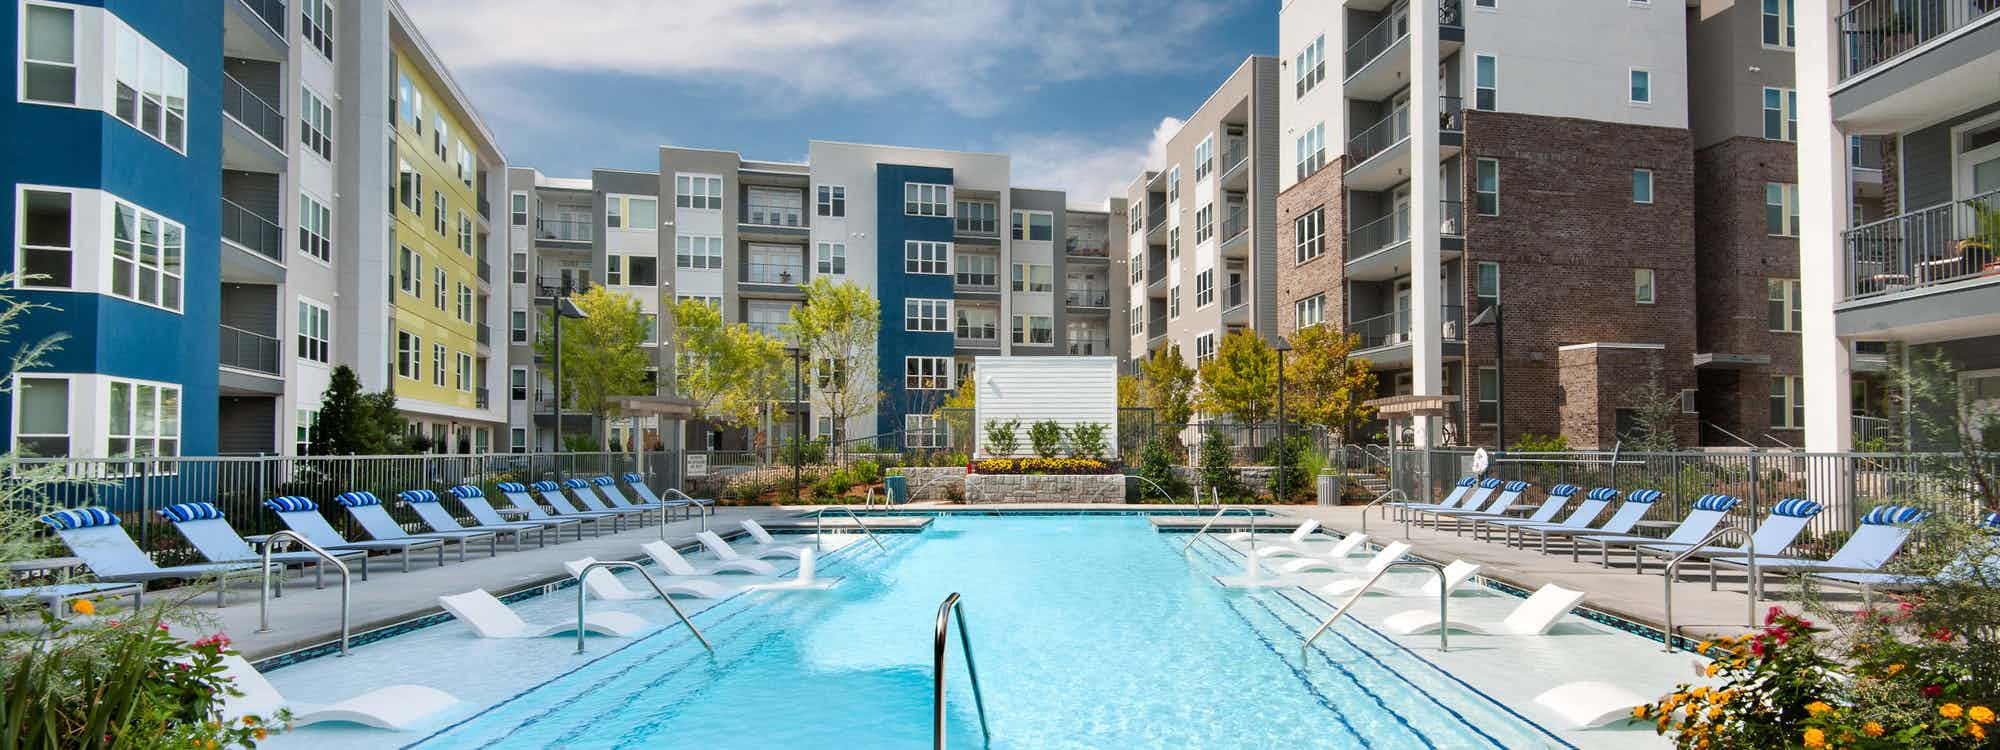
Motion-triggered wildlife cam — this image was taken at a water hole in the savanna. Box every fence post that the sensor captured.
[1748,453,1762,521]
[138,459,152,551]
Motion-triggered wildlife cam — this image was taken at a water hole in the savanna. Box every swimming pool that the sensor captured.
[267,515,1589,749]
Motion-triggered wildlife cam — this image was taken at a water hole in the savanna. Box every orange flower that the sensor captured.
[1942,703,1965,719]
[1803,728,1827,748]
[1805,701,1832,717]
[70,599,95,616]
[1632,705,1648,719]
[1970,723,1987,741]
[1885,663,1905,676]
[1862,721,1884,737]
[1970,706,1995,724]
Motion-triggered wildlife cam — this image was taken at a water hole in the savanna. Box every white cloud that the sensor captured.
[402,0,1230,116]
[1004,117,1183,208]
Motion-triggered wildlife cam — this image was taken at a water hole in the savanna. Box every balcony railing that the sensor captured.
[1065,288,1111,308]
[741,262,805,286]
[1346,5,1410,75]
[1220,206,1249,244]
[1222,137,1248,175]
[477,258,492,283]
[955,271,999,291]
[236,0,286,36]
[1222,280,1246,311]
[533,276,592,298]
[219,325,279,375]
[741,201,804,228]
[535,217,592,243]
[1146,204,1165,228]
[1840,0,2000,82]
[1842,187,2000,301]
[1439,200,1465,237]
[220,198,283,262]
[1066,337,1112,356]
[477,323,491,346]
[222,73,284,147]
[1439,95,1464,131]
[1348,104,1411,166]
[955,328,999,347]
[1065,238,1109,257]
[478,193,491,219]
[1353,305,1465,349]
[476,387,490,410]
[1147,315,1167,339]
[745,321,789,339]
[1348,212,1409,259]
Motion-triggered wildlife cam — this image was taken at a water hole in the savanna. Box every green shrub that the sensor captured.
[1135,436,1189,502]
[1264,436,1313,502]
[1067,422,1108,460]
[1509,433,1569,452]
[984,419,1021,456]
[1029,420,1064,458]
[1198,434,1240,499]
[851,458,882,484]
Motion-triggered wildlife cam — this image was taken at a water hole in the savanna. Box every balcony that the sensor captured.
[1219,136,1251,190]
[955,326,1000,349]
[220,198,283,263]
[1065,288,1111,308]
[219,325,279,375]
[746,321,789,340]
[1147,315,1168,342]
[1839,0,2000,82]
[1146,204,1166,230]
[234,0,285,38]
[741,262,805,286]
[1219,205,1250,257]
[533,276,592,298]
[1350,304,1466,368]
[955,268,1000,293]
[1065,237,1109,258]
[477,323,492,346]
[1346,0,1463,101]
[478,194,491,220]
[1348,212,1408,261]
[1066,336,1112,356]
[476,387,490,410]
[477,258,492,284]
[221,73,284,149]
[741,202,804,229]
[535,217,593,245]
[1840,191,2000,340]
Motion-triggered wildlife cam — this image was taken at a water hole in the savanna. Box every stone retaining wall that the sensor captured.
[965,473,1127,503]
[895,467,967,501]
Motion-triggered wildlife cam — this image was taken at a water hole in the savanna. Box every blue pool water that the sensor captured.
[407,516,1567,749]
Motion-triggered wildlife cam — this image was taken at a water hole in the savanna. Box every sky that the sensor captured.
[401,0,1277,208]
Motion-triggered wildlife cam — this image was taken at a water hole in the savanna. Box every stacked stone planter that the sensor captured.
[964,473,1126,503]
[895,467,968,501]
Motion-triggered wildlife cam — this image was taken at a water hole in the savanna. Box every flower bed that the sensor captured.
[968,457,1117,475]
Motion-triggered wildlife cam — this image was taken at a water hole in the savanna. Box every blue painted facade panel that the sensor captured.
[874,164,956,439]
[0,0,223,456]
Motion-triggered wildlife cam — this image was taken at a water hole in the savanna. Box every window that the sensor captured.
[510,193,528,225]
[1011,315,1054,345]
[1195,333,1216,363]
[398,160,421,213]
[397,331,421,379]
[295,409,318,455]
[457,283,474,323]
[109,201,184,311]
[396,72,420,131]
[457,211,473,255]
[1167,285,1180,319]
[1195,269,1215,307]
[1195,203,1214,243]
[398,246,420,296]
[1296,294,1326,328]
[905,183,951,217]
[1295,123,1326,181]
[1194,136,1214,181]
[745,187,802,227]
[432,112,447,159]
[1010,263,1052,292]
[1631,169,1654,204]
[434,192,446,234]
[1168,226,1180,260]
[674,175,722,210]
[17,188,73,288]
[21,4,76,105]
[906,240,950,275]
[510,308,528,343]
[675,235,723,269]
[605,255,623,286]
[905,356,952,390]
[1768,278,1803,332]
[1294,208,1325,263]
[1474,55,1498,111]
[297,299,329,363]
[1633,268,1655,304]
[627,256,657,287]
[1762,0,1794,48]
[510,367,529,401]
[510,427,526,453]
[1770,375,1804,429]
[906,298,951,332]
[1474,159,1500,216]
[954,200,996,233]
[1629,69,1652,104]
[13,376,68,456]
[1477,368,1500,424]
[956,307,997,341]
[1475,261,1501,313]
[1762,87,1797,141]
[1766,182,1799,236]
[1294,34,1326,97]
[106,379,179,459]
[1011,210,1053,241]
[292,192,332,263]
[1167,165,1181,203]
[1130,305,1145,336]
[299,87,332,159]
[906,414,946,449]
[817,242,846,275]
[433,267,447,311]
[606,196,658,230]
[816,185,846,217]
[956,253,997,287]
[456,352,473,392]
[457,142,473,187]
[432,343,446,386]
[110,24,188,151]
[506,253,526,286]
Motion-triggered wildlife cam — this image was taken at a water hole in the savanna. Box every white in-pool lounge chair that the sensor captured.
[1242,519,1338,559]
[265,496,447,570]
[1573,494,1743,570]
[218,654,457,730]
[1380,583,1586,636]
[747,548,838,591]
[1532,681,1658,730]
[1469,484,1581,542]
[563,557,738,599]
[1271,532,1372,572]
[38,508,267,608]
[1707,504,1933,584]
[399,489,549,552]
[1631,498,1825,576]
[436,588,648,639]
[740,519,813,554]
[1281,541,1412,575]
[336,492,497,561]
[1318,559,1482,598]
[497,482,609,538]
[698,530,801,561]
[158,502,370,585]
[1225,517,1309,542]
[641,539,778,576]
[446,485,582,543]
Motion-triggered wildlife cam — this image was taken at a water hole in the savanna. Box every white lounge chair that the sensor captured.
[1271,533,1372,573]
[1380,583,1586,635]
[1239,519,1333,559]
[740,520,812,554]
[747,548,838,591]
[563,557,737,599]
[218,654,457,730]
[436,589,648,639]
[1281,541,1410,575]
[1319,560,1482,598]
[1225,517,1313,542]
[1532,681,1657,730]
[698,530,800,561]
[641,540,777,576]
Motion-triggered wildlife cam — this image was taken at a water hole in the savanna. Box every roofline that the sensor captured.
[387,0,505,164]
[808,139,1011,160]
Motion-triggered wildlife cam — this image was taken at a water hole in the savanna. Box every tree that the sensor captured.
[309,365,408,455]
[1196,331,1278,425]
[1117,374,1146,408]
[1138,345,1196,425]
[789,278,881,457]
[535,286,652,449]
[1284,325,1379,444]
[671,298,786,434]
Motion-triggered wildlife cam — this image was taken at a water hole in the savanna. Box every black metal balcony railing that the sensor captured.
[1065,238,1109,257]
[1346,5,1409,74]
[477,258,492,283]
[1349,104,1411,167]
[1353,305,1466,349]
[1067,337,1112,356]
[955,326,999,346]
[1840,0,2000,82]
[1065,289,1111,308]
[533,276,592,298]
[237,0,286,36]
[1441,304,1465,340]
[1348,212,1408,259]
[1221,206,1249,244]
[477,194,491,219]
[1222,280,1246,311]
[221,74,284,147]
[1843,187,2000,301]
[220,198,283,262]
[535,217,592,243]
[1439,200,1465,237]
[219,325,279,375]
[477,323,491,346]
[476,387,490,410]
[742,262,805,285]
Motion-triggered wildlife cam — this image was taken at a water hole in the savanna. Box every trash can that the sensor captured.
[885,474,909,505]
[1316,473,1343,506]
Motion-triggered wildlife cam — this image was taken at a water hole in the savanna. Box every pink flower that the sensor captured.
[1935,628,1954,642]
[1750,638,1766,657]
[1766,605,1784,625]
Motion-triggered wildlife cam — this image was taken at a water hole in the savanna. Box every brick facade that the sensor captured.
[1692,136,1804,447]
[1275,157,1346,338]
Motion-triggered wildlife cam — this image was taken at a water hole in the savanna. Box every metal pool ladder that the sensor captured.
[1303,560,1450,656]
[934,592,992,749]
[812,506,887,551]
[255,530,352,656]
[573,560,713,655]
[1180,505,1259,554]
[1661,525,1757,653]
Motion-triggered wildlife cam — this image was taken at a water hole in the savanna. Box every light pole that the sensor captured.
[546,282,589,451]
[1274,337,1292,502]
[1470,303,1504,450]
[788,345,804,504]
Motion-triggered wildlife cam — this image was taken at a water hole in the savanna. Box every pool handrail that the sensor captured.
[1359,488,1411,538]
[812,506,887,551]
[1180,506,1260,554]
[1662,525,1757,653]
[934,592,991,749]
[254,530,351,657]
[664,488,710,531]
[573,560,712,655]
[1302,559,1449,656]
[1120,474,1188,506]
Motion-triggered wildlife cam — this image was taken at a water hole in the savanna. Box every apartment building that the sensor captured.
[504,142,1128,453]
[3,0,509,459]
[1273,0,1699,449]
[1125,56,1283,373]
[1795,0,2000,452]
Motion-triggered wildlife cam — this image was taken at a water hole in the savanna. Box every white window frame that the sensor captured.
[19,2,78,107]
[1632,169,1654,204]
[107,18,189,152]
[1167,284,1180,319]
[1195,269,1215,308]
[1010,210,1053,242]
[396,330,421,379]
[510,308,529,343]
[1761,0,1795,49]
[299,191,331,263]
[905,298,951,333]
[904,183,952,217]
[906,414,946,449]
[11,374,71,457]
[1762,87,1798,142]
[1633,268,1655,304]
[431,343,446,387]
[104,376,180,461]
[905,240,951,276]
[905,356,952,390]
[1195,203,1214,243]
[1768,278,1803,332]
[1628,68,1652,105]
[1194,332,1216,363]
[14,185,74,290]
[1766,182,1800,236]
[815,185,845,217]
[1010,314,1054,345]
[1474,158,1501,216]
[510,366,529,401]
[1294,34,1325,97]
[1770,375,1804,429]
[456,352,473,392]
[674,174,723,210]
[510,427,527,453]
[296,298,330,363]
[1010,263,1052,293]
[1296,294,1326,328]
[816,241,846,275]
[1474,54,1498,111]
[1294,207,1325,263]
[675,234,723,270]
[1194,136,1214,181]
[108,198,184,312]
[510,192,528,226]
[457,282,474,324]
[299,86,332,160]
[1167,165,1181,203]
[432,267,447,311]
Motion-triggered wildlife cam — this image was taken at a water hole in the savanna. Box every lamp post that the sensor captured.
[788,345,805,504]
[1469,302,1504,450]
[547,283,590,451]
[1274,337,1292,502]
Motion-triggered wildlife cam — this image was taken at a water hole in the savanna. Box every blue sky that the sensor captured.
[403,0,1276,206]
